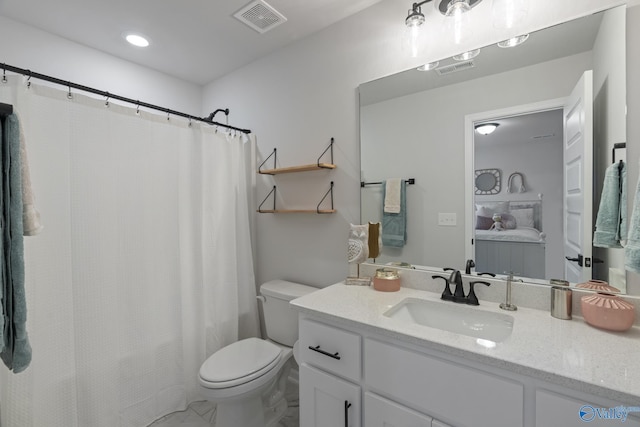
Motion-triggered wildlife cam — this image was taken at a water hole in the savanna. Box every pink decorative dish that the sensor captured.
[580,293,636,332]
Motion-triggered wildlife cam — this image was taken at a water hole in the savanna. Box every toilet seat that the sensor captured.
[199,338,282,389]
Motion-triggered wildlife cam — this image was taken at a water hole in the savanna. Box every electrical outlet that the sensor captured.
[438,213,457,226]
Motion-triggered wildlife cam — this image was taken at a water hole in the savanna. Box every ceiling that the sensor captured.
[475,109,563,148]
[0,0,383,85]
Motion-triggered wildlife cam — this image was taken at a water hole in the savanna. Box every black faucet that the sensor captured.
[465,259,475,274]
[467,281,491,306]
[433,270,491,305]
[449,270,466,301]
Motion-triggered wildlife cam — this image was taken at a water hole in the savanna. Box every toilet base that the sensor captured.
[207,358,293,427]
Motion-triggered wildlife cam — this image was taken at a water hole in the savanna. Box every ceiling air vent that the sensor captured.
[233,0,287,34]
[530,133,556,141]
[435,60,475,76]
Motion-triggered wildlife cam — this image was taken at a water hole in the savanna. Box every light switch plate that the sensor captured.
[438,213,457,226]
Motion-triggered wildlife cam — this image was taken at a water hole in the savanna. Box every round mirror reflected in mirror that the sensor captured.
[475,169,501,194]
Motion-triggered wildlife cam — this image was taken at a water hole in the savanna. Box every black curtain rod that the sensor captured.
[1,63,251,134]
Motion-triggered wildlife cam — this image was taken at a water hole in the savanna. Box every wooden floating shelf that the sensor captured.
[259,163,336,175]
[258,209,337,214]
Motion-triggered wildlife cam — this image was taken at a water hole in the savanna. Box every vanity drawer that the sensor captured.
[364,338,523,427]
[299,318,361,382]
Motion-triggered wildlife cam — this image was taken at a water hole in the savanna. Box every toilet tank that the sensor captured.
[260,280,317,346]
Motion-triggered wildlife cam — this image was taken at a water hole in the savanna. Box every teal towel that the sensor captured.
[625,161,640,273]
[381,180,406,248]
[0,118,4,354]
[0,114,31,373]
[594,161,627,248]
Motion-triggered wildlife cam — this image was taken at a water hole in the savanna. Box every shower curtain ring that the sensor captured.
[104,93,110,107]
[136,102,140,115]
[1,65,6,84]
[167,110,170,121]
[67,81,73,99]
[26,71,32,88]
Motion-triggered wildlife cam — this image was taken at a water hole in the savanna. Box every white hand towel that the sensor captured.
[19,118,43,236]
[384,178,402,213]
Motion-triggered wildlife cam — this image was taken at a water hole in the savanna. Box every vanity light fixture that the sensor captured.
[475,123,500,135]
[124,33,150,48]
[405,0,483,29]
[404,0,483,54]
[491,0,528,29]
[417,61,440,71]
[453,48,480,61]
[497,34,530,48]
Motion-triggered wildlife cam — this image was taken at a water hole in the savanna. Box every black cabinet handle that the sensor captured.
[308,345,341,360]
[344,400,352,427]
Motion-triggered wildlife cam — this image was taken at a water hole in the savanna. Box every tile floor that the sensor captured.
[147,379,299,427]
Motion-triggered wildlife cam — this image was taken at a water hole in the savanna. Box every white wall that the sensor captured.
[0,16,202,114]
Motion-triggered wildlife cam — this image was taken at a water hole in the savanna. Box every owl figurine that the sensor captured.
[348,223,369,264]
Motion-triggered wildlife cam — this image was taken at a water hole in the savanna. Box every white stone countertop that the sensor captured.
[290,282,640,405]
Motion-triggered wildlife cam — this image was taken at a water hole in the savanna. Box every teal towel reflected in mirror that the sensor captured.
[594,161,627,248]
[626,160,640,273]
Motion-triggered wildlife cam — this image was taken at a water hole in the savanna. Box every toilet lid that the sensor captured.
[199,338,282,386]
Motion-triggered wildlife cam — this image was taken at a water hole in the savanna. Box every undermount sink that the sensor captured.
[383,298,514,343]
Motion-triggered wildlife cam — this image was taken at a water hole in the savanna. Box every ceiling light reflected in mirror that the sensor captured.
[475,123,500,135]
[497,34,530,48]
[417,61,440,71]
[453,48,480,61]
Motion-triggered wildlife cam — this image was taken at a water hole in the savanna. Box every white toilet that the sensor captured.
[198,280,316,427]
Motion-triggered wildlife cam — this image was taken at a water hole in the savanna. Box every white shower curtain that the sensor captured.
[0,76,259,427]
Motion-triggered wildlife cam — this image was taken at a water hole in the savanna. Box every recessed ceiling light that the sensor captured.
[124,33,150,48]
[497,34,529,48]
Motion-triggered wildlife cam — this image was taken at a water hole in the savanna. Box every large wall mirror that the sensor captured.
[359,6,629,292]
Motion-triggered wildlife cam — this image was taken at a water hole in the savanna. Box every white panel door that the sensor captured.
[364,392,433,427]
[563,70,593,283]
[300,363,361,427]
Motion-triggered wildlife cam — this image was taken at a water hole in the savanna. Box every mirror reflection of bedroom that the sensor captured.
[473,109,563,281]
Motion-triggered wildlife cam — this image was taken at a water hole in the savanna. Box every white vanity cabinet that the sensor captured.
[299,363,361,427]
[298,317,517,427]
[297,314,640,427]
[298,318,362,426]
[365,338,523,427]
[364,393,433,426]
